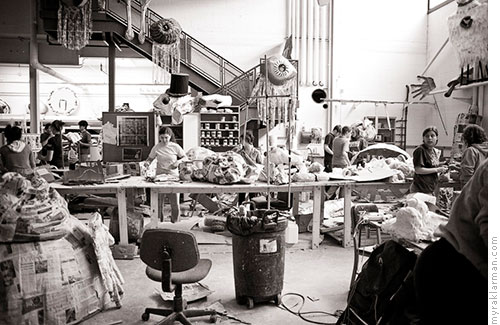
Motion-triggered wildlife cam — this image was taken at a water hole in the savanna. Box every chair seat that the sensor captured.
[146,259,212,285]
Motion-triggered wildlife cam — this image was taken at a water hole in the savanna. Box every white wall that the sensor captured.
[150,0,288,71]
[329,0,429,148]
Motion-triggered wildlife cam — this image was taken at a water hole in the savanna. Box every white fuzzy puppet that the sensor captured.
[447,0,488,80]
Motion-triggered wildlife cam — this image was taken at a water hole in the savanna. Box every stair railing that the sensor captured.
[103,0,243,88]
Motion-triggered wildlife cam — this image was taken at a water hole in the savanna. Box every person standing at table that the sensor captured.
[410,126,447,194]
[332,126,352,168]
[42,120,65,169]
[77,120,92,162]
[459,124,487,186]
[144,126,186,223]
[324,124,341,172]
[0,125,35,177]
[38,123,53,165]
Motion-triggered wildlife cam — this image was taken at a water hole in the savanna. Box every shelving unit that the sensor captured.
[365,116,397,144]
[199,106,240,152]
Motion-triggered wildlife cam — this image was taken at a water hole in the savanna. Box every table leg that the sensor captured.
[150,189,159,228]
[117,188,129,245]
[311,186,322,249]
[292,193,299,217]
[343,184,353,248]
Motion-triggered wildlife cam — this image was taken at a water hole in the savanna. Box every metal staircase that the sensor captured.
[39,0,244,95]
[39,0,297,128]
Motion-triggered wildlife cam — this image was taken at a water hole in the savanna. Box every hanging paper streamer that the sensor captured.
[57,0,92,51]
[150,18,182,84]
[249,75,297,129]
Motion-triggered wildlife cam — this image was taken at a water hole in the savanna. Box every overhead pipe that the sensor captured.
[300,0,307,86]
[306,0,313,86]
[327,0,334,131]
[313,2,320,86]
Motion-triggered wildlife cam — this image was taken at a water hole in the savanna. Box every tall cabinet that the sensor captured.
[200,106,240,152]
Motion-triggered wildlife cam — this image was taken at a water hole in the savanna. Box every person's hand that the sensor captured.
[437,166,447,174]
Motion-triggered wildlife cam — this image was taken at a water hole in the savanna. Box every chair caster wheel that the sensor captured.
[141,313,149,321]
[209,314,217,323]
[246,297,254,309]
[274,294,282,305]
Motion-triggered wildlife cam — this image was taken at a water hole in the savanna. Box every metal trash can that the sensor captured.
[227,204,288,309]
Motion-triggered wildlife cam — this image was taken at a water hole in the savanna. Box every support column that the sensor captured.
[29,0,40,134]
[108,33,116,112]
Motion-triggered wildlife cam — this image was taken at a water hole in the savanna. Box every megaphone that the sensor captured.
[311,88,329,109]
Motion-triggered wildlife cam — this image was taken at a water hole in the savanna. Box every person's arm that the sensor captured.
[28,147,36,169]
[40,134,53,147]
[171,145,187,169]
[414,166,447,175]
[0,151,7,173]
[413,146,446,175]
[324,134,333,155]
[255,152,263,164]
[144,145,157,167]
[78,132,92,148]
[342,139,350,165]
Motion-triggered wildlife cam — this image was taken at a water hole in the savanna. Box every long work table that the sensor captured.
[51,177,461,249]
[51,177,353,249]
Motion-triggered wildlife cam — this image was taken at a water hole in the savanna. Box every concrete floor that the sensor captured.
[82,235,354,325]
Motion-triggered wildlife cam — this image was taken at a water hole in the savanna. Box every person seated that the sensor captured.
[0,125,35,177]
[414,159,487,324]
[457,124,487,186]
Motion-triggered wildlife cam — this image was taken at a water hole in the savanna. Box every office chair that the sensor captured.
[140,229,217,324]
[350,204,383,289]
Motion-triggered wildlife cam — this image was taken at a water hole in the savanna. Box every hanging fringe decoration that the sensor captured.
[150,18,182,84]
[57,0,92,51]
[249,74,297,130]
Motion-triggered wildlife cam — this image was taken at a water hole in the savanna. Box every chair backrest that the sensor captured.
[351,203,379,226]
[140,229,200,273]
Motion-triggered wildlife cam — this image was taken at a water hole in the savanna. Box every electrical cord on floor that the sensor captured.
[278,292,339,325]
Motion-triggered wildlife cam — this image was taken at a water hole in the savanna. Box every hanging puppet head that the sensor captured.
[447,0,488,81]
[150,18,182,83]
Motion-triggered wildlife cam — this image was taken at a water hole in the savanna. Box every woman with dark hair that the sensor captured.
[0,125,35,176]
[411,126,447,194]
[144,126,186,222]
[460,124,487,186]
